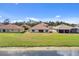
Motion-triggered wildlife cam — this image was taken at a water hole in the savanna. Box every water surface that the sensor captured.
[0,50,79,56]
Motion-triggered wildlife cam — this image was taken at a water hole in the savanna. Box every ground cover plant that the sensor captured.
[0,32,79,47]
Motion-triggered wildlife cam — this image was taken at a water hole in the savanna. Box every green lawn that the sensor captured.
[0,32,79,47]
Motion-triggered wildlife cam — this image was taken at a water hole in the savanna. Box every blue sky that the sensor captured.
[0,3,79,23]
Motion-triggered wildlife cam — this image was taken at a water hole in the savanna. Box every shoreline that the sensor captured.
[0,47,79,51]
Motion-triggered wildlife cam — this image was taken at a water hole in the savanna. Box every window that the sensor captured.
[39,30,43,32]
[3,29,6,32]
[45,30,48,32]
[11,29,13,31]
[32,29,35,32]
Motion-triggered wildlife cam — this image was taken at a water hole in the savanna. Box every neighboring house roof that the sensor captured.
[72,26,79,29]
[31,23,49,30]
[54,24,73,29]
[0,24,24,30]
[72,24,79,29]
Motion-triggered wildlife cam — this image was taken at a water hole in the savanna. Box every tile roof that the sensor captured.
[55,24,73,29]
[0,24,24,30]
[31,23,49,30]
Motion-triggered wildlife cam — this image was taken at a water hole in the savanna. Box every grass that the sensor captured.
[0,32,79,47]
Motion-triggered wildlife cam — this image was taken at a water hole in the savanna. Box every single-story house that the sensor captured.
[54,24,73,33]
[30,23,49,33]
[30,23,79,33]
[54,24,79,33]
[0,24,24,32]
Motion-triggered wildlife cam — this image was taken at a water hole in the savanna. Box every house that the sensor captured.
[54,24,73,33]
[30,23,49,32]
[51,24,79,33]
[0,24,24,32]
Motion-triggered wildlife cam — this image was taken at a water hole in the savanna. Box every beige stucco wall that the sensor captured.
[0,29,24,32]
[31,29,49,33]
[76,29,79,32]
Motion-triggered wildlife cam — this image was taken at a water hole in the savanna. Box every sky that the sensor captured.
[0,3,79,23]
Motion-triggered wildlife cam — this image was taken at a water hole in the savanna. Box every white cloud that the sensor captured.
[0,16,2,18]
[12,19,23,23]
[54,17,79,24]
[66,17,79,24]
[26,17,39,21]
[47,16,79,24]
[30,18,39,21]
[17,19,23,22]
[55,15,61,18]
[11,16,79,24]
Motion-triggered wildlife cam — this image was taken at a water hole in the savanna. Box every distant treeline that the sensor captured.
[14,20,76,27]
[1,19,77,27]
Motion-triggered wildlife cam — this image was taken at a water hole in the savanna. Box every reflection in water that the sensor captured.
[0,51,60,56]
[0,50,79,56]
[57,50,79,56]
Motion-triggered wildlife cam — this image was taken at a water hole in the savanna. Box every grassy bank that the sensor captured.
[0,32,79,47]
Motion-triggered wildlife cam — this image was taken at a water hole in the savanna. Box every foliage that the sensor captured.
[15,20,76,27]
[1,19,76,27]
[3,19,10,25]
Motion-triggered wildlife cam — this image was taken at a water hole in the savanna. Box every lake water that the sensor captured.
[0,50,79,56]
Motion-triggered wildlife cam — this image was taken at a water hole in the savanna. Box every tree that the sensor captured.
[3,19,10,25]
